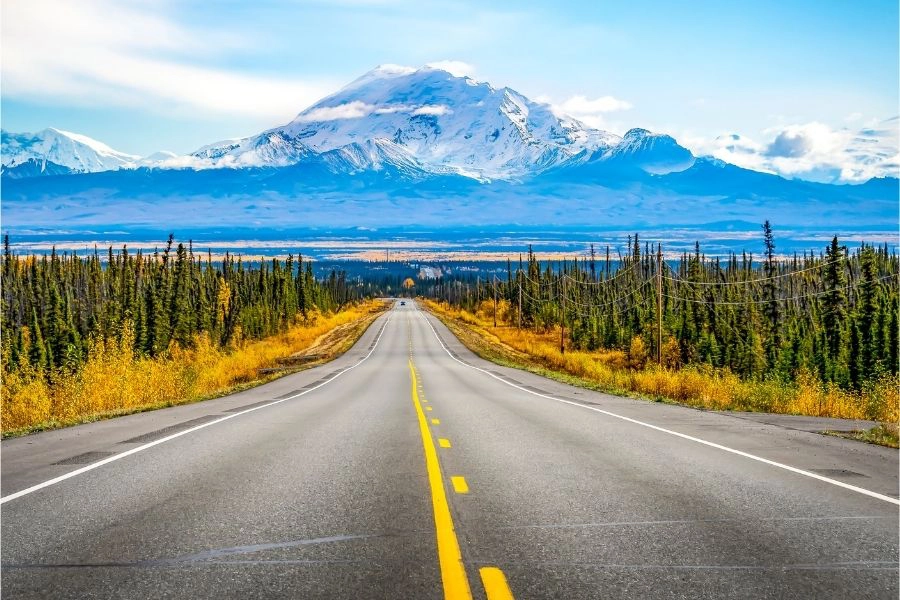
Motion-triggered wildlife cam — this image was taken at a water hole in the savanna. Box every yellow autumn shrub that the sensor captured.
[1,300,385,433]
[424,299,899,423]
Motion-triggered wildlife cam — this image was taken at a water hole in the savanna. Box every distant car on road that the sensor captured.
[400,301,406,306]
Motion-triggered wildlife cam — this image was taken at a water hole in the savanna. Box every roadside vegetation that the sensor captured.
[1,236,382,435]
[823,424,899,449]
[423,226,899,441]
[427,300,898,445]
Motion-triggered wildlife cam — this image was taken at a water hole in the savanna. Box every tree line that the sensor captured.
[2,235,359,375]
[427,223,899,391]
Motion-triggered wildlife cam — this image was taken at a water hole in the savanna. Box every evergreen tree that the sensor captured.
[821,236,847,381]
[762,220,780,365]
[857,244,879,378]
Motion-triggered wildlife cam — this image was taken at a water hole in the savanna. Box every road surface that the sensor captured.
[2,301,898,599]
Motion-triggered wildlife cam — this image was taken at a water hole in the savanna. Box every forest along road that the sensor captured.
[2,301,898,599]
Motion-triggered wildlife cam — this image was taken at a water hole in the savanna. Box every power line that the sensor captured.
[565,279,652,310]
[662,258,850,286]
[663,275,895,305]
[562,259,641,286]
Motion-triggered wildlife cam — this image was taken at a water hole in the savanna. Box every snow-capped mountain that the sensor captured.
[0,66,702,181]
[599,128,694,174]
[1,128,139,175]
[191,65,624,179]
[3,64,895,239]
[137,151,178,167]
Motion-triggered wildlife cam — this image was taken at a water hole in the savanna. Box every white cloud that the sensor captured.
[425,61,476,77]
[295,102,377,122]
[373,64,418,76]
[557,95,633,114]
[373,105,411,115]
[1,0,336,120]
[683,119,899,183]
[293,102,452,122]
[547,94,632,130]
[412,104,453,116]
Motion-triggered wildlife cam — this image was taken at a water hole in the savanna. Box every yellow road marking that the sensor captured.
[480,567,515,600]
[426,406,433,412]
[451,476,469,494]
[439,438,452,448]
[408,361,472,599]
[432,418,441,425]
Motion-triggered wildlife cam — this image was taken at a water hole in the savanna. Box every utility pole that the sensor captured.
[560,273,566,354]
[657,243,663,366]
[493,276,498,327]
[517,275,522,329]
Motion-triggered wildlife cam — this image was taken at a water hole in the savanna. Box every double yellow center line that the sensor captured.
[408,359,515,600]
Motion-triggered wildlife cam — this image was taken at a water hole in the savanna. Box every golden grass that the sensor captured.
[1,300,387,435]
[425,299,900,425]
[824,423,899,448]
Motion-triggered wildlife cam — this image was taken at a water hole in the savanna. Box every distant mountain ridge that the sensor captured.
[3,65,894,190]
[1,128,139,177]
[4,65,703,181]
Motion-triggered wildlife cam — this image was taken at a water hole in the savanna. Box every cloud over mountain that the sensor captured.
[687,119,898,183]
[2,64,896,184]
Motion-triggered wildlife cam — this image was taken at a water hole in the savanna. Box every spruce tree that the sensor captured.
[821,236,847,381]
[858,244,879,377]
[762,220,780,365]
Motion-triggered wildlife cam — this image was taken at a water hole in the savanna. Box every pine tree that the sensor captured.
[821,236,847,381]
[170,243,193,346]
[28,307,48,370]
[762,220,780,364]
[858,244,879,378]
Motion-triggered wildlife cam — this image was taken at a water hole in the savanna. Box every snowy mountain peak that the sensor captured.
[1,128,138,174]
[202,64,616,179]
[3,65,702,180]
[607,128,694,174]
[623,128,652,138]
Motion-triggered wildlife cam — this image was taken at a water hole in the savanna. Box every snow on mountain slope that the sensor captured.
[600,128,695,174]
[137,151,178,166]
[1,158,75,179]
[1,128,139,173]
[188,131,318,168]
[317,138,433,176]
[2,66,698,181]
[196,65,621,179]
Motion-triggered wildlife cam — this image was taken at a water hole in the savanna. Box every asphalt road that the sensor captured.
[2,301,898,599]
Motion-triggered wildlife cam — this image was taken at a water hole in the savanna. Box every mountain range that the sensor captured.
[1,65,896,236]
[1,65,715,181]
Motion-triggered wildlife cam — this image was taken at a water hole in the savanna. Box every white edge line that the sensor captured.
[0,312,395,504]
[417,307,900,507]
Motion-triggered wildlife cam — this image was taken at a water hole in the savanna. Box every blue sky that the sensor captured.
[2,0,898,180]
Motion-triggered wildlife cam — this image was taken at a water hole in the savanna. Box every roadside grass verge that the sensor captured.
[423,300,899,446]
[1,300,388,437]
[823,424,899,449]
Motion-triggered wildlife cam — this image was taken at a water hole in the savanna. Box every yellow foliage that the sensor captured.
[628,336,649,370]
[661,336,681,369]
[424,299,899,424]
[216,278,231,325]
[2,300,386,433]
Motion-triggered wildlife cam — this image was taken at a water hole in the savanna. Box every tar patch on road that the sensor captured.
[119,415,224,444]
[225,400,276,412]
[810,468,868,478]
[53,451,117,465]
